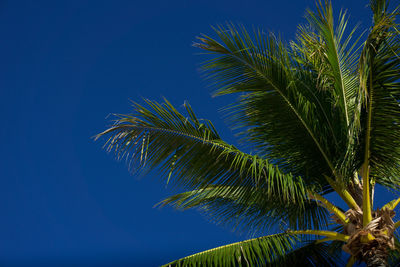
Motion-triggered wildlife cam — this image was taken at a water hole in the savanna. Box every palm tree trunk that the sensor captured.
[365,252,388,267]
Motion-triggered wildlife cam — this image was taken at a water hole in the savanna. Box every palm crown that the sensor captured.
[96,0,400,266]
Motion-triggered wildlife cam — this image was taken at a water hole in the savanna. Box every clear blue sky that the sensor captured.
[0,0,394,266]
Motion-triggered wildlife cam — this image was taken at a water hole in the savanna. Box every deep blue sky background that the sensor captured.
[1,0,395,266]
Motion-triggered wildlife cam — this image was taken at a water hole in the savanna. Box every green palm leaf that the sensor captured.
[304,2,361,128]
[296,2,364,181]
[95,99,310,209]
[194,23,351,188]
[158,185,329,231]
[271,241,344,267]
[358,0,400,188]
[162,233,296,267]
[163,234,343,267]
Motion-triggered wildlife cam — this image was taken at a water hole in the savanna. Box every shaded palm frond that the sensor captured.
[158,185,330,232]
[297,1,364,181]
[387,232,400,266]
[271,240,344,267]
[305,1,361,127]
[358,0,400,188]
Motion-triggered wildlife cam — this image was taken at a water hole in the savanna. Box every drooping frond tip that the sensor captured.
[95,99,329,233]
[193,35,230,54]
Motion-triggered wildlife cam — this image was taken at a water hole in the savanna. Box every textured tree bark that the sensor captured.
[342,208,394,267]
[365,252,388,267]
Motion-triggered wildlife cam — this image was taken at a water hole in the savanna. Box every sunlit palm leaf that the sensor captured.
[162,233,297,267]
[95,99,311,216]
[163,234,343,267]
[194,23,352,188]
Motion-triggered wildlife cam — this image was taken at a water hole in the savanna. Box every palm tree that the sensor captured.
[95,0,400,266]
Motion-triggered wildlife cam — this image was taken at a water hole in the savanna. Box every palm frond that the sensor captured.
[163,233,296,267]
[195,24,344,189]
[95,99,310,211]
[387,232,400,266]
[163,233,343,267]
[358,0,400,188]
[299,1,364,181]
[305,1,361,127]
[271,240,344,267]
[158,185,330,232]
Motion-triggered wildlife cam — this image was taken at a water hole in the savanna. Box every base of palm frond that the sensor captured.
[342,208,395,265]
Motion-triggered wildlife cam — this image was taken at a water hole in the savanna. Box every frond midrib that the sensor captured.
[163,233,291,266]
[100,124,230,151]
[223,50,337,177]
